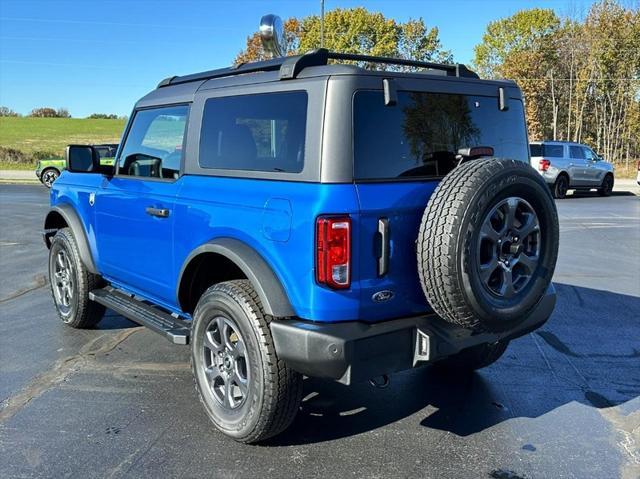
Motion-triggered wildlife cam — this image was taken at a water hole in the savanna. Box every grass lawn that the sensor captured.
[0,117,125,156]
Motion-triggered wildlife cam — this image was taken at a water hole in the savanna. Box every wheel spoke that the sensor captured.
[223,378,233,408]
[203,331,223,354]
[499,269,515,297]
[233,338,246,358]
[480,219,500,241]
[56,252,65,269]
[480,258,499,283]
[516,213,539,239]
[233,372,248,395]
[505,197,519,230]
[517,253,538,273]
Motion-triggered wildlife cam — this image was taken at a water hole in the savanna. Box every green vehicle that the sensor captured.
[36,144,118,187]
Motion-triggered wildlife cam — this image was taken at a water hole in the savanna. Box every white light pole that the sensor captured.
[320,0,325,48]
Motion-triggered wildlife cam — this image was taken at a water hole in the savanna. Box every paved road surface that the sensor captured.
[1,185,639,478]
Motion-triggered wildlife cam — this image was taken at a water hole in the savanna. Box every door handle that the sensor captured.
[145,207,170,218]
[378,218,390,277]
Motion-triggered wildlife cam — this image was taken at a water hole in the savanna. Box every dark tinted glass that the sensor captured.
[199,91,307,173]
[530,144,542,157]
[569,145,585,159]
[354,91,529,180]
[530,144,564,157]
[118,105,188,179]
[543,145,564,157]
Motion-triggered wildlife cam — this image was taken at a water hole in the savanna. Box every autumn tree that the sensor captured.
[235,8,452,69]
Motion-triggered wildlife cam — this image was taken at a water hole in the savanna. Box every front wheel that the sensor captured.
[41,168,59,188]
[191,280,302,443]
[48,228,106,328]
[598,174,614,197]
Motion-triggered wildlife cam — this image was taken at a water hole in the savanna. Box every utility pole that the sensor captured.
[320,0,325,48]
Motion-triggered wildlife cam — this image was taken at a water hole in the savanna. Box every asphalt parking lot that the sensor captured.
[1,184,639,479]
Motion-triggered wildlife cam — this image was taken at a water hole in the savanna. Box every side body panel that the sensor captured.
[172,176,362,322]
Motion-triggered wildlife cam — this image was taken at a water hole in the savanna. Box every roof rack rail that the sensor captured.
[157,48,478,88]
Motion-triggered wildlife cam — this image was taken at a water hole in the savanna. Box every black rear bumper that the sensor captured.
[270,285,556,385]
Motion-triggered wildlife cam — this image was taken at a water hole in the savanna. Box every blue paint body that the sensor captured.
[52,171,439,323]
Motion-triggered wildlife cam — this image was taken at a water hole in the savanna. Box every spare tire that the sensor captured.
[417,159,559,332]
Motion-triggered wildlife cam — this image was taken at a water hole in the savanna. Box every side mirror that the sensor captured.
[65,145,99,172]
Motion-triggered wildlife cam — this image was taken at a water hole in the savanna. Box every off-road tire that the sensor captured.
[191,280,303,444]
[41,168,60,188]
[598,174,614,197]
[48,227,106,328]
[417,159,559,332]
[435,341,509,372]
[553,174,569,199]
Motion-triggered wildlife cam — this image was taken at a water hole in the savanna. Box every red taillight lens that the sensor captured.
[316,216,351,289]
[539,159,551,171]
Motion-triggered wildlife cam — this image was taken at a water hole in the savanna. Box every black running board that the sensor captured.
[89,287,190,345]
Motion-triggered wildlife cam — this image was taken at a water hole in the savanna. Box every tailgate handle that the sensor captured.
[378,218,390,276]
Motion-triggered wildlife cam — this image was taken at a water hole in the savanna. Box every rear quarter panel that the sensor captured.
[172,176,363,322]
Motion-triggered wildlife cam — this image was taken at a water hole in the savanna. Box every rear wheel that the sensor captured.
[598,174,614,197]
[48,228,106,328]
[553,174,569,199]
[41,168,59,188]
[191,280,302,443]
[435,341,509,371]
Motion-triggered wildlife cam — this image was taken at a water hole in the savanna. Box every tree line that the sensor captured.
[236,1,639,167]
[0,106,122,119]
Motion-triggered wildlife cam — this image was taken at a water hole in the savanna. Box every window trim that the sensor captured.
[197,90,309,175]
[114,102,191,183]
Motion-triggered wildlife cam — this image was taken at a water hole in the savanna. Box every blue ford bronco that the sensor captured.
[44,18,559,443]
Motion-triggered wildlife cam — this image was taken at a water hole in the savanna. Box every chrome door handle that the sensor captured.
[145,207,170,218]
[378,218,389,277]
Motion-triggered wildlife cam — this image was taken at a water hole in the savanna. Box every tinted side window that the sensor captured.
[199,91,307,173]
[544,145,564,157]
[118,105,188,179]
[582,147,596,160]
[354,91,529,180]
[569,145,585,159]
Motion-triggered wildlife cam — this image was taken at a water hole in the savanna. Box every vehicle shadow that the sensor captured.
[266,283,640,446]
[563,190,636,199]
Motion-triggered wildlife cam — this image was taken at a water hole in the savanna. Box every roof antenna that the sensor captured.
[259,14,287,58]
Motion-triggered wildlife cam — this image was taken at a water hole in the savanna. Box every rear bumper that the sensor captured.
[270,284,556,385]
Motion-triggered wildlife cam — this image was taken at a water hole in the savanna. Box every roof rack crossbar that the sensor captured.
[158,48,478,88]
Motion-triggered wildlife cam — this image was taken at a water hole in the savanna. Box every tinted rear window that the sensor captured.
[530,144,564,158]
[199,91,307,173]
[354,91,529,180]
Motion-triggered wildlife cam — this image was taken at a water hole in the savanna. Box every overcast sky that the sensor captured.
[0,0,602,117]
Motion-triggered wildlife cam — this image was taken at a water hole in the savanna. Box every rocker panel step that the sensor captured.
[89,287,190,345]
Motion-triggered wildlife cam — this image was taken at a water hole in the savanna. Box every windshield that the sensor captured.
[353,90,529,180]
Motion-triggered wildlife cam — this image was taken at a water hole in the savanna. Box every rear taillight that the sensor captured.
[316,216,351,289]
[539,159,551,172]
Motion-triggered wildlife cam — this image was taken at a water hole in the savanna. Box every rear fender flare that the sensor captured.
[177,238,295,318]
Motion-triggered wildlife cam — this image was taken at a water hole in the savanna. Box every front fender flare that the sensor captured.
[177,238,295,318]
[44,204,98,274]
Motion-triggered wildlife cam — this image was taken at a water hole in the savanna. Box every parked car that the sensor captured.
[36,144,118,187]
[529,141,614,199]
[43,16,559,444]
